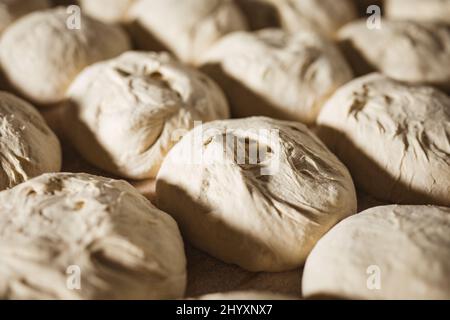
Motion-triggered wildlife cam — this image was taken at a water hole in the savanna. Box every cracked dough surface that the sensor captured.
[0,172,186,299]
[200,29,353,124]
[0,7,130,105]
[386,0,450,23]
[128,0,247,65]
[0,0,50,34]
[156,117,357,272]
[338,20,450,89]
[317,73,450,206]
[302,205,450,300]
[0,91,61,191]
[64,51,229,180]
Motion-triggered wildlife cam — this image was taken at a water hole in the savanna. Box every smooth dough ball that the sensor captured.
[195,290,296,300]
[200,29,353,124]
[338,20,450,89]
[317,73,450,206]
[0,0,50,34]
[64,51,230,180]
[156,117,357,272]
[127,0,247,65]
[386,0,450,23]
[0,173,187,299]
[0,7,131,105]
[0,91,61,191]
[303,205,450,300]
[271,0,357,37]
[78,0,134,23]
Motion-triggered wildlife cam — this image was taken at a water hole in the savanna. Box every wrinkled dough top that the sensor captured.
[66,51,229,179]
[0,91,61,190]
[0,172,186,299]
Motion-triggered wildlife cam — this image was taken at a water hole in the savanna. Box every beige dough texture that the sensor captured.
[156,117,357,272]
[78,0,135,23]
[64,51,230,180]
[127,0,247,65]
[200,29,353,124]
[338,20,450,89]
[317,73,450,206]
[0,91,61,191]
[386,0,450,23]
[0,172,187,299]
[195,290,296,300]
[0,0,50,34]
[302,205,450,300]
[0,7,131,105]
[270,0,357,37]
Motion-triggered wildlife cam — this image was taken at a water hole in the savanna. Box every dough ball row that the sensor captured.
[0,0,448,300]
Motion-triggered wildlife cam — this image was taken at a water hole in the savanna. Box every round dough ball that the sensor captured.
[271,0,357,37]
[64,51,230,180]
[0,7,131,105]
[386,0,450,23]
[338,20,450,89]
[317,73,450,206]
[303,205,450,300]
[127,0,247,65]
[195,290,296,300]
[0,172,187,299]
[78,0,134,23]
[0,0,50,34]
[156,117,357,272]
[0,91,61,191]
[200,29,353,124]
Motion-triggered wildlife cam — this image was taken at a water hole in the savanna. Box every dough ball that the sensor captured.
[0,91,61,191]
[0,172,187,299]
[64,51,230,180]
[317,73,450,206]
[195,290,296,300]
[200,29,353,124]
[386,0,450,23]
[338,20,450,90]
[156,117,357,272]
[271,0,357,37]
[0,7,131,105]
[127,0,247,65]
[0,0,50,34]
[78,0,134,23]
[303,205,450,300]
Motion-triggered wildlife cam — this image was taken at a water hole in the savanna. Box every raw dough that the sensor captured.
[317,73,450,206]
[200,29,353,124]
[127,0,247,65]
[195,290,296,300]
[156,117,357,272]
[78,0,134,23]
[0,0,50,34]
[271,0,357,37]
[302,205,450,300]
[386,0,450,23]
[338,20,450,89]
[64,51,229,179]
[0,172,187,299]
[0,7,130,105]
[0,91,61,191]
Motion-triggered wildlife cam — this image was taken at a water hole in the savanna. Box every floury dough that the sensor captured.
[156,117,357,272]
[270,0,357,37]
[0,91,61,191]
[0,7,130,105]
[302,205,450,300]
[0,173,187,299]
[127,0,247,65]
[79,0,135,23]
[0,0,50,34]
[338,20,450,89]
[317,73,450,206]
[64,51,229,179]
[386,0,450,23]
[200,29,353,124]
